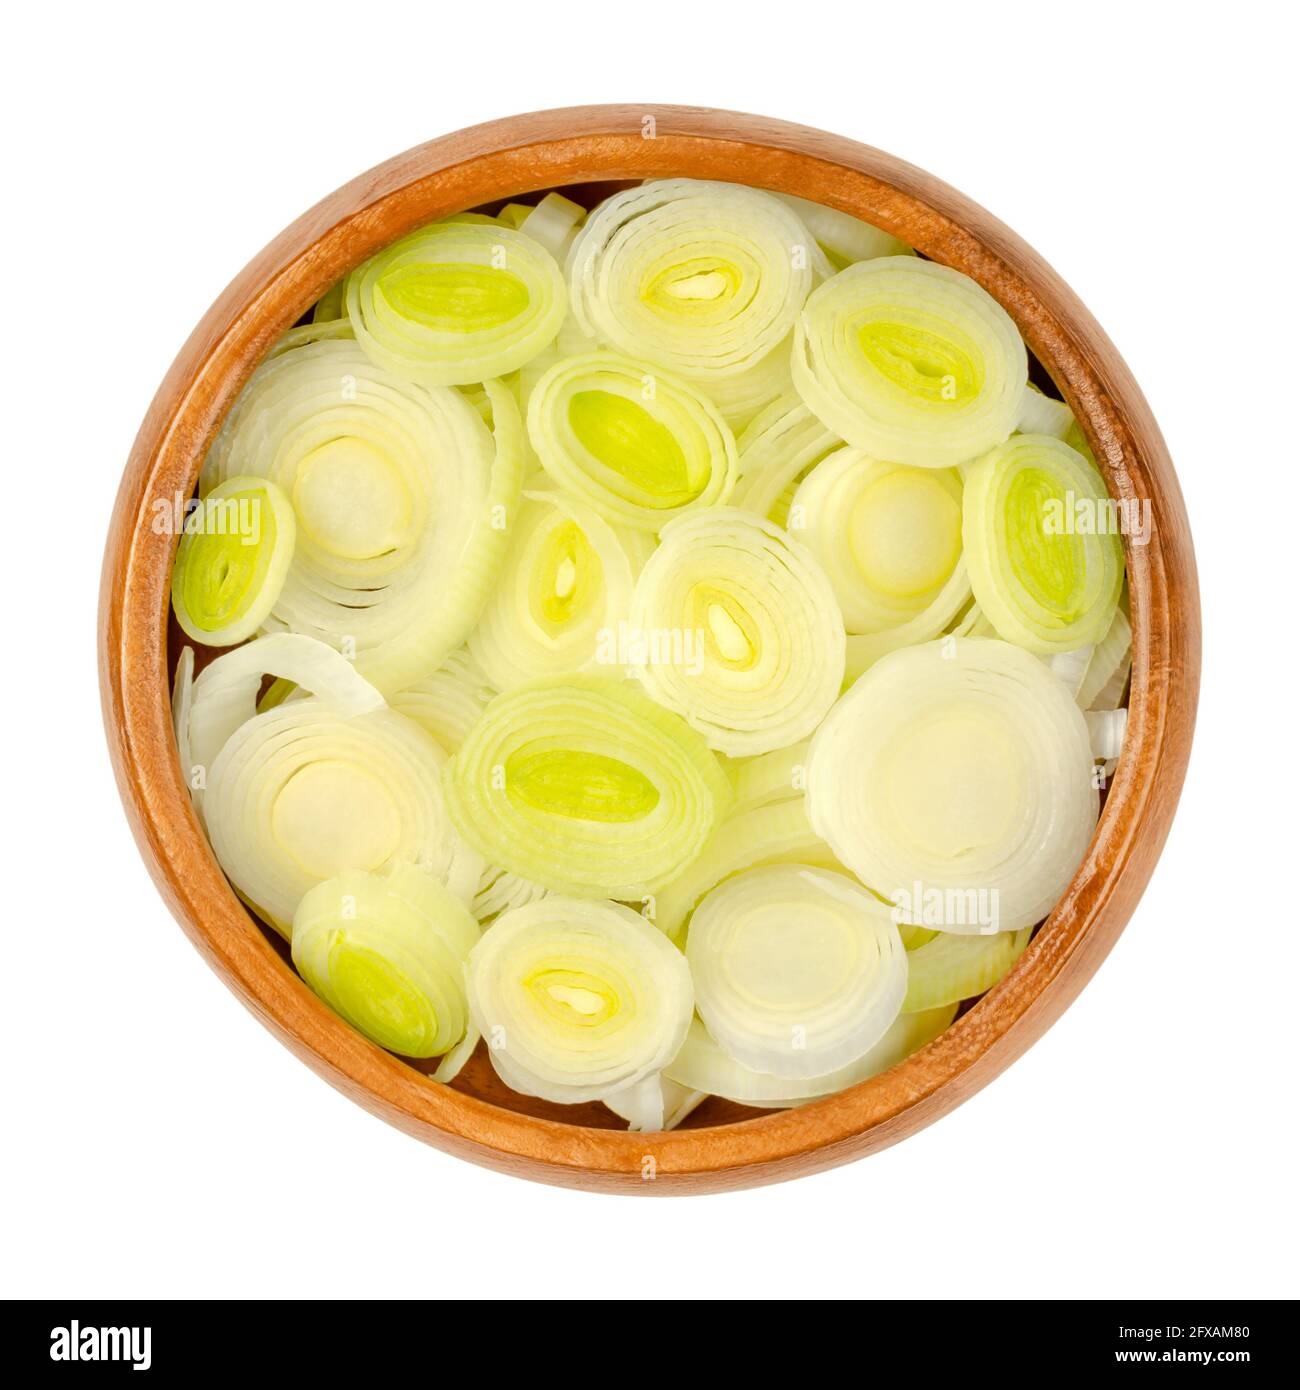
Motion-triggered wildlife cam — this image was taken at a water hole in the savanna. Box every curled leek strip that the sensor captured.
[1078,605,1132,710]
[292,866,479,1059]
[629,508,846,756]
[807,637,1099,934]
[202,339,524,693]
[604,1076,706,1132]
[566,179,814,381]
[389,647,495,755]
[790,448,965,635]
[775,192,913,267]
[517,192,587,263]
[345,220,567,386]
[467,490,640,687]
[793,256,1027,468]
[466,897,694,1105]
[1086,708,1128,761]
[732,393,842,525]
[1042,643,1094,697]
[963,433,1124,654]
[686,865,907,1079]
[527,352,738,531]
[730,740,811,818]
[170,476,295,647]
[432,1021,481,1084]
[205,699,481,936]
[665,1005,956,1108]
[902,928,1032,1013]
[1016,382,1075,439]
[445,676,731,900]
[472,863,547,923]
[171,646,197,797]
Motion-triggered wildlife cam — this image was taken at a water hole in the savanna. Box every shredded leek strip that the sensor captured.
[808,637,1099,934]
[898,922,939,950]
[467,897,694,1105]
[517,192,586,263]
[902,928,1032,1013]
[566,179,814,382]
[790,448,964,635]
[202,339,524,693]
[312,281,346,323]
[1042,643,1094,697]
[445,675,731,900]
[1078,605,1132,710]
[687,865,907,1078]
[497,204,531,229]
[205,697,481,936]
[292,866,479,1058]
[732,394,843,524]
[730,740,811,817]
[793,256,1027,468]
[171,646,197,796]
[432,1021,480,1084]
[345,219,567,386]
[468,490,639,687]
[604,1076,706,1132]
[472,862,547,923]
[1016,382,1074,438]
[389,647,495,755]
[629,508,846,755]
[665,1004,956,1108]
[527,352,738,531]
[963,432,1124,654]
[170,477,296,647]
[267,318,357,358]
[775,192,912,267]
[1086,708,1128,761]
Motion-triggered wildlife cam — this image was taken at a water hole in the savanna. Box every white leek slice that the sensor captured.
[790,448,965,635]
[902,927,1032,1013]
[202,339,524,693]
[963,433,1124,654]
[665,1004,956,1108]
[807,637,1099,933]
[445,676,731,900]
[603,1076,706,1132]
[629,508,846,755]
[1078,606,1132,710]
[170,476,296,647]
[468,490,639,687]
[732,393,843,525]
[1086,708,1128,761]
[517,192,586,263]
[345,220,567,386]
[566,179,813,382]
[793,256,1027,468]
[389,647,495,755]
[687,865,906,1079]
[527,352,737,531]
[292,865,479,1058]
[467,897,693,1105]
[775,192,912,267]
[1016,382,1074,439]
[205,700,480,935]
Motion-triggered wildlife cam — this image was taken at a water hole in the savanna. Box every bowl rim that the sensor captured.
[99,104,1200,1194]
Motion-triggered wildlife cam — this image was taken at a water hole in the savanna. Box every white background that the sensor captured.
[3,1,1296,1301]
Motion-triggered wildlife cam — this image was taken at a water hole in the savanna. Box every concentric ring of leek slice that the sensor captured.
[792,256,1026,468]
[1078,603,1132,711]
[628,508,845,756]
[444,675,731,900]
[527,352,738,531]
[467,490,640,687]
[665,1004,956,1108]
[566,179,813,381]
[170,476,296,647]
[775,192,913,268]
[205,698,481,936]
[201,339,523,693]
[345,220,567,386]
[700,339,794,432]
[963,433,1124,654]
[472,862,547,923]
[686,865,907,1079]
[292,865,479,1058]
[790,448,964,634]
[807,637,1098,933]
[902,927,1033,1013]
[466,897,694,1105]
[389,647,496,755]
[842,558,974,683]
[732,393,842,526]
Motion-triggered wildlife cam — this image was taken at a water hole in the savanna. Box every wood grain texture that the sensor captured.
[98,105,1200,1193]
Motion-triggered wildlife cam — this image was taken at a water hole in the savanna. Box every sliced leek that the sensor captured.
[389,647,495,755]
[776,192,912,267]
[793,256,1026,467]
[1016,382,1074,439]
[629,508,845,755]
[292,866,479,1058]
[1078,604,1132,710]
[445,676,731,899]
[902,927,1032,1013]
[963,432,1124,654]
[467,897,693,1105]
[732,393,842,525]
[604,1076,706,1132]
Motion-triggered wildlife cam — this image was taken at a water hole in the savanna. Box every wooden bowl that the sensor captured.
[99,105,1200,1193]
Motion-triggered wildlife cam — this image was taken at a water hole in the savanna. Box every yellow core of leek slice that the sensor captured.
[723,900,863,1000]
[567,390,701,507]
[690,584,761,669]
[376,261,530,332]
[292,438,413,560]
[858,318,983,405]
[1004,466,1084,613]
[505,748,662,822]
[526,968,620,1027]
[272,761,402,876]
[850,470,962,599]
[327,938,440,1056]
[174,486,279,636]
[532,519,600,630]
[643,257,743,313]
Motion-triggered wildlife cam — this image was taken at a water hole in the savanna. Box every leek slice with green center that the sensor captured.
[527,351,738,531]
[467,897,694,1105]
[445,676,731,900]
[793,256,1026,468]
[292,865,479,1058]
[687,865,907,1078]
[807,637,1098,933]
[902,927,1033,1013]
[170,476,295,647]
[346,220,567,386]
[629,508,845,755]
[963,432,1124,653]
[566,179,813,382]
